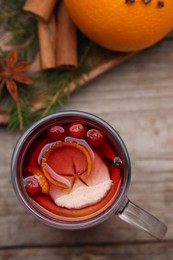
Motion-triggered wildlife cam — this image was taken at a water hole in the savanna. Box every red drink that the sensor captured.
[22,121,122,221]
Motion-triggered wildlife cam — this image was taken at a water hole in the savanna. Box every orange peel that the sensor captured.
[25,167,49,195]
[64,0,173,52]
[41,142,92,189]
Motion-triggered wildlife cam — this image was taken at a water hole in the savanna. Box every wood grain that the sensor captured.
[1,33,173,259]
[1,242,173,260]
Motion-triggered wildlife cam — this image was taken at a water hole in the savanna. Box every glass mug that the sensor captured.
[11,110,167,239]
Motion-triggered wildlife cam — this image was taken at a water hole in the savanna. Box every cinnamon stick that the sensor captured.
[38,15,57,70]
[56,1,78,69]
[23,0,58,22]
[0,52,136,124]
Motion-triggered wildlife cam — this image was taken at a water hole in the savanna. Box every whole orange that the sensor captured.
[64,0,173,52]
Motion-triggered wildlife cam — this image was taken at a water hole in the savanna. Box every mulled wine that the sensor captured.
[22,120,123,221]
[11,111,167,238]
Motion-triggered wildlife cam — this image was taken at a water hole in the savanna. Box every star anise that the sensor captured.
[71,161,88,187]
[57,160,88,189]
[0,48,32,102]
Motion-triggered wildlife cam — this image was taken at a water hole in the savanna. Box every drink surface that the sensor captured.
[22,121,122,221]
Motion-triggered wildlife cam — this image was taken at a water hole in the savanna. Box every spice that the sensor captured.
[56,1,78,69]
[38,15,57,70]
[23,0,58,22]
[0,48,32,102]
[125,0,135,3]
[158,1,164,7]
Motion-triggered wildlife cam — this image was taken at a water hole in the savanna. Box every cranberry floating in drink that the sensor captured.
[47,124,66,142]
[67,122,87,139]
[11,111,167,239]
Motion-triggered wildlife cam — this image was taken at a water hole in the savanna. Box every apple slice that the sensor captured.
[33,165,121,218]
[49,152,112,209]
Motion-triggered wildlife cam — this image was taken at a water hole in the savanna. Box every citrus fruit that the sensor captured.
[64,0,173,51]
[24,167,49,195]
[41,142,92,189]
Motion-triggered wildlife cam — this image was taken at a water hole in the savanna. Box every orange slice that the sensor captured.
[25,167,49,195]
[41,142,92,189]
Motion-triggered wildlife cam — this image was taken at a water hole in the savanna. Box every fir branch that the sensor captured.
[0,0,108,130]
[0,0,38,60]
[41,82,68,117]
[8,99,32,130]
[16,100,23,131]
[79,41,93,66]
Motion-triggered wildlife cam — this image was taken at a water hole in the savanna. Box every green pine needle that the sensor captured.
[8,99,32,130]
[0,0,101,130]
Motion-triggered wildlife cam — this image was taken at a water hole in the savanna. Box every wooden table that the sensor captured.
[1,32,173,259]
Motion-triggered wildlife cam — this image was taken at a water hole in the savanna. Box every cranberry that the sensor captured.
[87,129,105,147]
[47,124,66,142]
[25,177,42,197]
[68,122,87,139]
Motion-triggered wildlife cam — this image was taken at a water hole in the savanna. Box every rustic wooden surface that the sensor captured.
[1,32,173,259]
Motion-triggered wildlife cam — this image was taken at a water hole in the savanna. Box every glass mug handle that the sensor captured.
[118,199,167,240]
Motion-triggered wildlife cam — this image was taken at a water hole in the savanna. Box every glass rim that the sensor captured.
[11,110,131,229]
